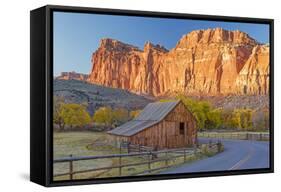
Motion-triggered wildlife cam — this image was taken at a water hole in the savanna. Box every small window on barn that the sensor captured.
[179,122,185,135]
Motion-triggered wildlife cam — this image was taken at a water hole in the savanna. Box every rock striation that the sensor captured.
[88,28,270,96]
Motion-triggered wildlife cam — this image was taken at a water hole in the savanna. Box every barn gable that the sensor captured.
[107,100,180,136]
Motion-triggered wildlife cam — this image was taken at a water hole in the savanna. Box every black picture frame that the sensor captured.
[30,4,274,187]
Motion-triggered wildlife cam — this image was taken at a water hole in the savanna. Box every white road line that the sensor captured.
[228,145,254,170]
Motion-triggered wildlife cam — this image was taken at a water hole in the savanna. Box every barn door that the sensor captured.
[179,122,185,147]
[165,121,176,148]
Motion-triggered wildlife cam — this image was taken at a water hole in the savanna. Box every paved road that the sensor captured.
[160,138,270,174]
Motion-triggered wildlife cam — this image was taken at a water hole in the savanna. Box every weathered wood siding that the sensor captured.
[108,134,128,147]
[129,102,197,149]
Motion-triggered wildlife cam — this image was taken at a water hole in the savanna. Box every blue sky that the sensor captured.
[53,11,269,76]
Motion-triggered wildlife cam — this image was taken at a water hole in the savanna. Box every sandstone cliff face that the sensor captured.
[88,39,168,95]
[235,45,269,95]
[88,28,269,96]
[56,71,89,81]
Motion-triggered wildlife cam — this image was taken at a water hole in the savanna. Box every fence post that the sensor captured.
[217,141,222,152]
[184,149,186,162]
[69,154,73,180]
[165,152,168,167]
[148,152,152,172]
[260,133,262,141]
[209,140,212,148]
[119,142,123,176]
[119,142,122,154]
[118,156,122,176]
[193,145,197,155]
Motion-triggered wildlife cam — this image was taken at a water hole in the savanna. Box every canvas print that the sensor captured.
[52,11,270,181]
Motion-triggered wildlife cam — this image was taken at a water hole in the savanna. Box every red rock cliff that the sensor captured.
[56,71,89,81]
[235,45,269,95]
[88,28,269,96]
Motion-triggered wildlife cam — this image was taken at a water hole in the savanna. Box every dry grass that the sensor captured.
[53,131,220,181]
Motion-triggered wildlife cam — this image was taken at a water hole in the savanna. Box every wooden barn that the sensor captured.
[107,100,197,149]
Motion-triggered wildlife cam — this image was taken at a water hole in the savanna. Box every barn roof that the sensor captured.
[107,100,180,136]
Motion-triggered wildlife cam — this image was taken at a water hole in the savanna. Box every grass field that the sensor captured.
[53,131,127,180]
[53,131,220,181]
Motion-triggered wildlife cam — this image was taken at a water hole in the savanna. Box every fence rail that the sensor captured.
[120,141,155,153]
[198,132,269,141]
[54,142,222,179]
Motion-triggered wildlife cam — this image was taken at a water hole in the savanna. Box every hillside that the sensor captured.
[53,79,153,115]
[192,95,269,110]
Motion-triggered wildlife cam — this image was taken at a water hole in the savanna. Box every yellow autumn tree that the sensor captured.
[93,107,131,127]
[112,108,129,125]
[60,103,91,128]
[93,107,114,125]
[53,96,66,130]
[130,109,142,119]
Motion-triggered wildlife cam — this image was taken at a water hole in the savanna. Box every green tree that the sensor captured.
[158,95,256,131]
[240,109,254,130]
[60,103,91,128]
[93,107,114,125]
[206,109,223,129]
[221,109,236,129]
[231,109,242,129]
[252,108,269,131]
[223,109,254,130]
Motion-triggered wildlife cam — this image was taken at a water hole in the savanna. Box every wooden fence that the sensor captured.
[54,142,222,179]
[198,132,269,141]
[120,141,155,153]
